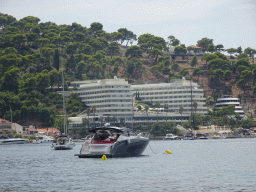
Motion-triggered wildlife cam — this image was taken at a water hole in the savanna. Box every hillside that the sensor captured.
[0,13,256,130]
[117,45,256,118]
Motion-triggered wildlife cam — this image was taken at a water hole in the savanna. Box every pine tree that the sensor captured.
[190,55,198,67]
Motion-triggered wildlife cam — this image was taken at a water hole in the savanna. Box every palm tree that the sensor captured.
[192,101,198,128]
[99,116,104,126]
[105,116,111,123]
[92,105,97,127]
[155,101,160,122]
[212,105,218,117]
[120,117,125,127]
[164,103,169,121]
[111,117,117,126]
[179,105,184,125]
[193,101,198,114]
[235,113,240,127]
[144,105,149,125]
[82,117,87,129]
[85,108,91,129]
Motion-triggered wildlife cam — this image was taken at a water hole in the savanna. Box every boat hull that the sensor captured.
[52,143,75,150]
[0,138,28,145]
[112,138,149,157]
[183,136,197,140]
[164,138,178,140]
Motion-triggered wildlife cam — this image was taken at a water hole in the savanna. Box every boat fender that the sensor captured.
[102,155,107,160]
[127,138,130,145]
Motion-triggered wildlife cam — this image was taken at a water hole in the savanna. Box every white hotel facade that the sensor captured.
[72,77,134,125]
[71,77,208,128]
[131,78,208,125]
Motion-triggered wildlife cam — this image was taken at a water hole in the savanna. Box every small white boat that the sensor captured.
[0,138,28,145]
[199,135,208,139]
[32,135,54,144]
[52,135,75,150]
[183,131,197,140]
[212,134,226,139]
[75,124,150,158]
[219,134,227,139]
[164,134,178,140]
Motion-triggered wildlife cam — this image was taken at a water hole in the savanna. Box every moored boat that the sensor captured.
[32,134,54,144]
[51,56,75,150]
[75,124,150,158]
[199,135,208,139]
[52,134,75,150]
[183,132,197,140]
[0,138,28,145]
[164,133,178,140]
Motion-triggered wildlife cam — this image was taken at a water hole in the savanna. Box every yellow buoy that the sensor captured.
[102,155,107,160]
[165,150,172,154]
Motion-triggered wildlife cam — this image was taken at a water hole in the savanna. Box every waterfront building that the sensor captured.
[131,78,208,126]
[131,78,207,115]
[71,76,133,127]
[25,127,60,137]
[0,119,23,137]
[216,96,246,119]
[71,77,208,128]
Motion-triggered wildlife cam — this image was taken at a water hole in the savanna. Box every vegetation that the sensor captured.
[1,13,256,136]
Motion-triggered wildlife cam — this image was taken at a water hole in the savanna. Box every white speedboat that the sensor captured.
[0,138,28,145]
[75,124,150,158]
[32,135,54,144]
[164,133,178,140]
[52,134,75,150]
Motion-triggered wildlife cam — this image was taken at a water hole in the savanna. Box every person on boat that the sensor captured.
[104,137,110,141]
[115,134,120,141]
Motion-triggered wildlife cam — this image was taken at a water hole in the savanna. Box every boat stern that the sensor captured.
[77,142,113,157]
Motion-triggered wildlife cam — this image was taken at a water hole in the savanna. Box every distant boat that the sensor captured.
[183,132,197,140]
[0,138,28,145]
[212,134,226,139]
[199,135,208,139]
[52,134,75,150]
[32,135,54,144]
[51,57,75,150]
[164,133,179,140]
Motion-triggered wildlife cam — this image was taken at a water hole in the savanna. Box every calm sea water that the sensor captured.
[1,138,256,192]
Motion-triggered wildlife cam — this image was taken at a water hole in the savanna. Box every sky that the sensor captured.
[1,0,256,50]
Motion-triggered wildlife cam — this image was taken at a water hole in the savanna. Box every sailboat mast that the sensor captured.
[61,56,66,134]
[10,107,12,130]
[190,77,193,130]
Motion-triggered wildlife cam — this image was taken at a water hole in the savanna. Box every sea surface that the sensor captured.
[1,138,256,192]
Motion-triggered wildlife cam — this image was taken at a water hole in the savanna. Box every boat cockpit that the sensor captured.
[92,130,120,144]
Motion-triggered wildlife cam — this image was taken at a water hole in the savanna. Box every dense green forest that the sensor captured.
[1,13,256,132]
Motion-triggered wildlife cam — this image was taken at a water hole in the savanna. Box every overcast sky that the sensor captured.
[1,0,256,50]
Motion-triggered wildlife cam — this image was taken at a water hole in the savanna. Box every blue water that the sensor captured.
[1,139,256,192]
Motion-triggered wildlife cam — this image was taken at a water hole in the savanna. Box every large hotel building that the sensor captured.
[70,77,208,128]
[71,77,134,124]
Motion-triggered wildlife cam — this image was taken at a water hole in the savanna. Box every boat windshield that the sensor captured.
[93,130,112,141]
